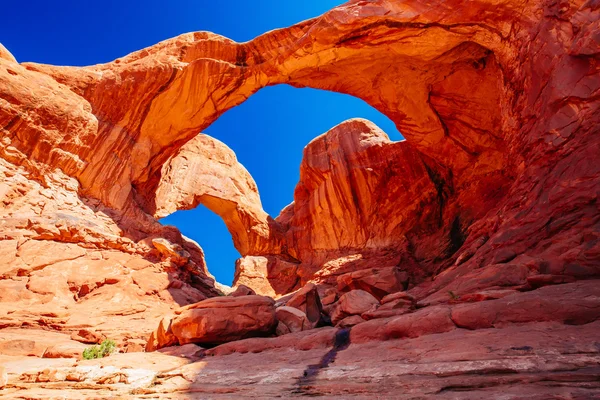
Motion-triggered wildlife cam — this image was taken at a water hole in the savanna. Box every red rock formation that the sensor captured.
[155,134,276,256]
[284,283,323,328]
[0,0,599,397]
[233,255,299,297]
[148,295,276,349]
[3,0,598,292]
[4,281,598,398]
[275,306,312,335]
[0,154,216,353]
[330,289,380,325]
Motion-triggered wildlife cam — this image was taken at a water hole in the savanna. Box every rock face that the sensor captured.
[148,295,276,349]
[337,266,409,300]
[278,121,437,279]
[155,134,275,256]
[228,284,256,297]
[2,0,598,298]
[0,154,216,352]
[232,255,299,297]
[1,0,599,397]
[330,290,380,325]
[284,283,323,328]
[275,306,311,336]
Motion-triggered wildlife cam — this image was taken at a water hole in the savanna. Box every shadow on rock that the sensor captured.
[292,328,351,396]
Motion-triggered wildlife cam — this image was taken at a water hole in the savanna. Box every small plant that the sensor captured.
[82,339,117,360]
[448,290,460,301]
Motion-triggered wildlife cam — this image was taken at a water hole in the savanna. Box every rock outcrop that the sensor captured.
[284,283,323,328]
[330,289,380,325]
[147,295,276,350]
[0,155,216,353]
[155,134,276,256]
[3,281,599,398]
[275,306,312,335]
[1,0,599,397]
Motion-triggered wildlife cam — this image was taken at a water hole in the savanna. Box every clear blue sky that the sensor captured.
[1,1,402,285]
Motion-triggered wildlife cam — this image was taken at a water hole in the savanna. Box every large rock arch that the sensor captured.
[16,0,514,212]
[2,0,598,298]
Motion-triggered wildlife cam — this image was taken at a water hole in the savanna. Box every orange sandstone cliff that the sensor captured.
[0,0,599,398]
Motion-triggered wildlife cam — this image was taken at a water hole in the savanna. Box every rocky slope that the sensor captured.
[0,0,599,398]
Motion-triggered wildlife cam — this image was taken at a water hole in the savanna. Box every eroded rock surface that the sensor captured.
[148,295,276,349]
[1,0,599,397]
[2,281,599,398]
[330,289,380,325]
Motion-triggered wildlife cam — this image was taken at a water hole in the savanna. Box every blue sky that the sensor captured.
[1,1,402,284]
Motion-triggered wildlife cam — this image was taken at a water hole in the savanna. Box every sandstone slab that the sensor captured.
[275,306,311,336]
[336,266,408,299]
[162,295,277,347]
[330,289,380,325]
[284,283,323,328]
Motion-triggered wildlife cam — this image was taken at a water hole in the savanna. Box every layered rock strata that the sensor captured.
[0,0,599,397]
[2,281,599,398]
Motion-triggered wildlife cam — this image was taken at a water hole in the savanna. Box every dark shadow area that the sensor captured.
[292,328,352,396]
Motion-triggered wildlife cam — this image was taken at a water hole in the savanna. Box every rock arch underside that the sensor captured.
[1,0,599,398]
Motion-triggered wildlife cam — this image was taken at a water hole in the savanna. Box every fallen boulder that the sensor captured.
[285,283,323,328]
[330,290,379,325]
[275,306,311,336]
[149,295,276,348]
[336,267,408,299]
[229,284,256,297]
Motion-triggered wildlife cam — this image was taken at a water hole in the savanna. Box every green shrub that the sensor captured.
[82,339,117,360]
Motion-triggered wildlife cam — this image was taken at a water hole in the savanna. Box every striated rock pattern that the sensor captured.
[155,134,277,256]
[0,0,599,397]
[330,289,380,325]
[148,295,277,349]
[0,156,216,353]
[2,281,599,398]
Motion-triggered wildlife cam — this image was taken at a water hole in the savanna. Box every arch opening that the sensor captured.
[158,85,403,285]
[16,6,511,293]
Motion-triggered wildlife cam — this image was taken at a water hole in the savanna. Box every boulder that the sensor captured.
[70,329,104,345]
[330,290,380,325]
[363,291,416,319]
[146,315,178,352]
[336,267,409,299]
[320,290,338,306]
[43,342,88,359]
[381,291,415,305]
[275,306,311,336]
[165,296,276,347]
[229,284,256,297]
[285,283,323,328]
[233,256,300,297]
[337,315,366,328]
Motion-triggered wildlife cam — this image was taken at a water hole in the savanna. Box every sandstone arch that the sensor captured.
[2,0,598,297]
[18,0,512,214]
[1,3,599,391]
